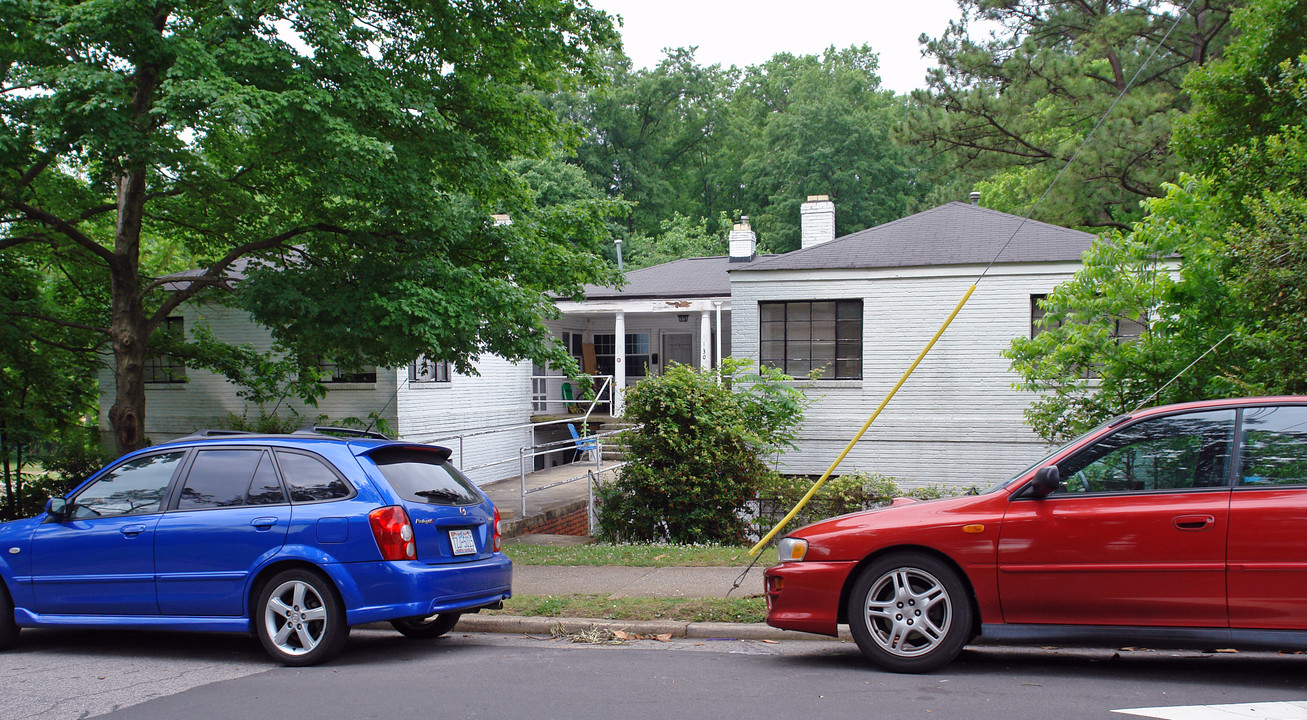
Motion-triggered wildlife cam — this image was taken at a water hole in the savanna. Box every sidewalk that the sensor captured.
[451,541,853,642]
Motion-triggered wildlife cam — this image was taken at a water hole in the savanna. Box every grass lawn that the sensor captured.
[485,594,767,623]
[502,542,762,567]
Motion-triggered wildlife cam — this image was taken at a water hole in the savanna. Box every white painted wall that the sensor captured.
[731,263,1081,489]
[395,359,535,485]
[97,301,531,484]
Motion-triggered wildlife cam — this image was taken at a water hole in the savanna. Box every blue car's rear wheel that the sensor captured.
[391,613,461,639]
[255,569,349,666]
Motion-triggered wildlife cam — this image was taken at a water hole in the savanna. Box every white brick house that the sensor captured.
[98,196,1093,489]
[96,300,534,484]
[728,196,1095,488]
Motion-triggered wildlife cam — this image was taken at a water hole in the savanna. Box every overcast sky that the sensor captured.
[587,0,969,95]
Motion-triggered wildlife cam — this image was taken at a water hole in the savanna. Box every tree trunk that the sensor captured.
[107,169,149,456]
[2,425,13,520]
[106,9,168,457]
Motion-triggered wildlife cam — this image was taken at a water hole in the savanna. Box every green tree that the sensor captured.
[1005,0,1307,441]
[620,212,728,270]
[732,46,929,252]
[1004,177,1237,441]
[0,255,99,519]
[596,360,809,544]
[908,0,1239,231]
[557,49,734,238]
[1,0,621,455]
[553,45,930,257]
[1174,0,1307,205]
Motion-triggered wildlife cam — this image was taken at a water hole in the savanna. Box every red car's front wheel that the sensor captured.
[847,552,973,673]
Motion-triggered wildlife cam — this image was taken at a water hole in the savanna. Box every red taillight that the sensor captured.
[493,505,502,553]
[369,506,416,561]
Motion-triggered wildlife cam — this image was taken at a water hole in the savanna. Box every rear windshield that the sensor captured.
[369,448,482,506]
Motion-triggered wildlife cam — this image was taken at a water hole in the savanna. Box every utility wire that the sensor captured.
[744,0,1207,568]
[976,0,1200,284]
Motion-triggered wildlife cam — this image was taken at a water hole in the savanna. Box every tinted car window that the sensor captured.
[247,452,287,505]
[1057,410,1235,493]
[370,448,482,505]
[178,449,264,509]
[72,451,186,518]
[276,450,351,503]
[1240,405,1307,486]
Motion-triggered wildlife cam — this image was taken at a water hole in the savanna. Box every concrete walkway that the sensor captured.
[479,461,605,536]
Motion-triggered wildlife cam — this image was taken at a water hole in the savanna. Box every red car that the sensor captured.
[764,396,1307,673]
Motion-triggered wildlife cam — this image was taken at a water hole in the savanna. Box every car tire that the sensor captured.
[847,552,973,673]
[255,569,350,666]
[390,613,462,639]
[0,583,18,650]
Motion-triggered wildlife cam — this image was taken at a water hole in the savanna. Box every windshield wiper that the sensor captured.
[414,488,463,502]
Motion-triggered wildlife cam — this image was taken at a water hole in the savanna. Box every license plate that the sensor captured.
[449,529,477,556]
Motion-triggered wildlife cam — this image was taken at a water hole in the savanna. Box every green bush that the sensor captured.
[218,410,392,437]
[752,471,959,537]
[596,361,808,544]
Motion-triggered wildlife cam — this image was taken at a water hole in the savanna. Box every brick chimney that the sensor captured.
[800,195,835,250]
[728,216,756,262]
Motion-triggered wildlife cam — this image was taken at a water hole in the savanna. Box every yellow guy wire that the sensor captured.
[748,284,977,556]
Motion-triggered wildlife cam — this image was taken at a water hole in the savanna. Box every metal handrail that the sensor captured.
[515,424,638,515]
[529,374,614,418]
[413,410,622,475]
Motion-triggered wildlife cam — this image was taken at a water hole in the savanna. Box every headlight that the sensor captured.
[777,537,808,563]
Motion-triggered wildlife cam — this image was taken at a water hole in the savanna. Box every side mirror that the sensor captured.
[1026,466,1061,499]
[45,497,68,520]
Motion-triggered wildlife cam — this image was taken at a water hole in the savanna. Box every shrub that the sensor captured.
[596,361,808,544]
[751,471,960,538]
[4,429,115,520]
[218,410,392,436]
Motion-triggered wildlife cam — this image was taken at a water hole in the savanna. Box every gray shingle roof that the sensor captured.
[580,254,776,300]
[737,202,1094,272]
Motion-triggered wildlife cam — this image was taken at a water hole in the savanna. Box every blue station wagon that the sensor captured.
[0,428,512,665]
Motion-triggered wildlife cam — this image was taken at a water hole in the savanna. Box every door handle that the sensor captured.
[1173,514,1215,531]
[251,517,278,530]
[120,524,146,537]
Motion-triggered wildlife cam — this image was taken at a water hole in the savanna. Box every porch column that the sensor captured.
[699,310,711,370]
[613,310,626,417]
[713,301,723,382]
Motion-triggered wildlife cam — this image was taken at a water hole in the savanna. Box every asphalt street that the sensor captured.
[4,627,1307,720]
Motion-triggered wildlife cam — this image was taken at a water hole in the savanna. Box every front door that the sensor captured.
[998,409,1235,627]
[31,450,188,615]
[663,333,693,371]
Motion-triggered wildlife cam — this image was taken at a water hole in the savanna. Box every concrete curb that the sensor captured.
[451,614,854,642]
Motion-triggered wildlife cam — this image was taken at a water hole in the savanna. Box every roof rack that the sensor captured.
[173,429,259,441]
[293,426,392,441]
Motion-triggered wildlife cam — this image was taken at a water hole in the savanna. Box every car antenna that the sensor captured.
[365,367,411,434]
[1131,331,1234,412]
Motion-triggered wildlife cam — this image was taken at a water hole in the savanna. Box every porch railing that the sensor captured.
[515,424,637,528]
[530,374,614,422]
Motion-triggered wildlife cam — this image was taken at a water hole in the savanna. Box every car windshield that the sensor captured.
[369,448,482,506]
[979,416,1123,494]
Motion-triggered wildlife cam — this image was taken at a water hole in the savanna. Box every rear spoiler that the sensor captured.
[356,443,454,463]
